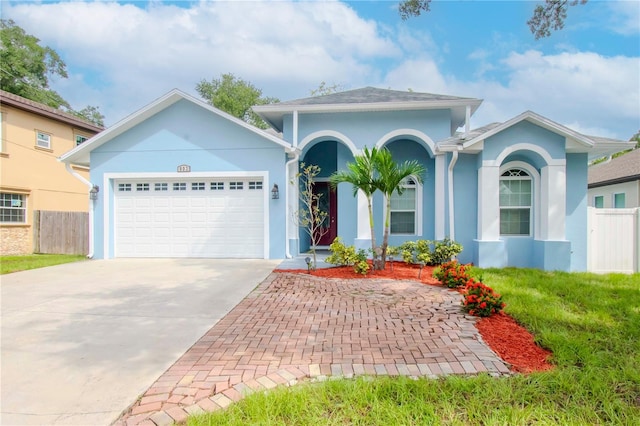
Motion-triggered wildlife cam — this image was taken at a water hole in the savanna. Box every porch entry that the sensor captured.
[313,181,337,246]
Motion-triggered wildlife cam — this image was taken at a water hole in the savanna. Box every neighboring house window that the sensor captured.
[75,134,88,146]
[136,183,150,192]
[154,183,168,191]
[390,177,419,235]
[211,182,224,190]
[614,193,626,208]
[230,181,243,190]
[118,183,132,192]
[173,182,186,191]
[0,193,26,223]
[594,196,604,208]
[192,182,205,191]
[36,131,51,149]
[249,181,263,190]
[500,169,532,236]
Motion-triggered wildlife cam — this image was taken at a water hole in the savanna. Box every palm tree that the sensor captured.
[374,148,425,269]
[329,147,380,260]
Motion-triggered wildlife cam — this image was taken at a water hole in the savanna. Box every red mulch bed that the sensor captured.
[274,261,554,373]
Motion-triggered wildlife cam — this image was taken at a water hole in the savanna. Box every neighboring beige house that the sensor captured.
[588,148,640,209]
[0,90,103,255]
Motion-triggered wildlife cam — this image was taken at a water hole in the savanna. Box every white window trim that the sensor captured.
[499,161,541,239]
[36,130,51,149]
[0,192,27,224]
[104,171,270,260]
[594,195,604,208]
[75,134,89,146]
[384,176,422,236]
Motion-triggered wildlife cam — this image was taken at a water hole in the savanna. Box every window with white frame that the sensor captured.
[36,131,51,149]
[210,182,224,190]
[230,181,243,190]
[192,182,205,191]
[154,183,168,191]
[594,195,604,208]
[390,177,419,235]
[0,193,26,223]
[500,169,532,236]
[136,183,150,191]
[249,181,263,190]
[118,183,132,192]
[614,193,626,208]
[173,182,186,191]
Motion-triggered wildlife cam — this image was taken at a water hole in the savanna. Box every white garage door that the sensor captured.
[115,178,265,258]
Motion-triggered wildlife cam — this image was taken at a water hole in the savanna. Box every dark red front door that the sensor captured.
[314,182,337,246]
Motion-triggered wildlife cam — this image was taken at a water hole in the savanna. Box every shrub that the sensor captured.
[398,239,463,266]
[326,237,370,275]
[462,279,505,317]
[433,260,470,288]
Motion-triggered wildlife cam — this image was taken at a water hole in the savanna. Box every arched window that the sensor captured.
[499,169,532,236]
[390,176,421,235]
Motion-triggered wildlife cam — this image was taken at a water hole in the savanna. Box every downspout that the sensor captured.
[284,150,300,258]
[447,149,460,241]
[64,163,95,258]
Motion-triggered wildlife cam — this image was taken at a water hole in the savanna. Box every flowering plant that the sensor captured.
[433,260,470,288]
[462,279,505,317]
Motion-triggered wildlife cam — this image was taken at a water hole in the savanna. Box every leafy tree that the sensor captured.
[196,73,278,129]
[0,19,69,108]
[310,81,345,97]
[374,148,425,269]
[293,163,329,269]
[330,147,380,264]
[398,0,588,39]
[71,105,105,127]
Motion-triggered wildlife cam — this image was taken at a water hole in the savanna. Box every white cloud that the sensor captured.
[4,0,398,124]
[607,1,640,35]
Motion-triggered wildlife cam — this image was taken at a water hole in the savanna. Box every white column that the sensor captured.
[477,164,500,240]
[357,190,370,239]
[541,164,566,240]
[287,160,299,241]
[434,154,446,239]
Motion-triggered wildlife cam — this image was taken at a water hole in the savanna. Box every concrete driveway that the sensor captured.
[0,258,279,425]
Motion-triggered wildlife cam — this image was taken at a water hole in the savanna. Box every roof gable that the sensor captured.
[59,89,291,167]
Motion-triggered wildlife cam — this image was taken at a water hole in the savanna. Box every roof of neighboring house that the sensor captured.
[0,89,104,133]
[588,148,640,187]
[59,89,292,167]
[436,111,634,160]
[253,86,483,133]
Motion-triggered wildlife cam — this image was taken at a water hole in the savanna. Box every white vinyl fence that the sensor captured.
[588,207,640,273]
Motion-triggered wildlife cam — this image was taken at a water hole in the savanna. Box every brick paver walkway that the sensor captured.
[115,273,509,426]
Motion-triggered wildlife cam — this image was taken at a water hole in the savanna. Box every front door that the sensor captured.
[314,182,337,246]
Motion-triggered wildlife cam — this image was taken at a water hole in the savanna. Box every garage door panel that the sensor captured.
[115,178,265,258]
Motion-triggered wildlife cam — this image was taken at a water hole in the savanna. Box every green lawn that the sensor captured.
[189,268,640,425]
[0,254,86,274]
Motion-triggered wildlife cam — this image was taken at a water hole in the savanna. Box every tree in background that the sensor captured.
[399,0,588,39]
[0,19,105,127]
[1,19,69,108]
[196,73,278,129]
[310,81,345,97]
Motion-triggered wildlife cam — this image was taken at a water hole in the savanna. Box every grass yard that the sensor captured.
[188,268,640,425]
[0,254,86,274]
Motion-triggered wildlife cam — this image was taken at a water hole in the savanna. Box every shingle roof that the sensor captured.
[588,148,640,187]
[274,86,476,106]
[0,89,103,132]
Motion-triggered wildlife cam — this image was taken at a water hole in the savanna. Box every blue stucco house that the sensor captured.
[59,87,633,271]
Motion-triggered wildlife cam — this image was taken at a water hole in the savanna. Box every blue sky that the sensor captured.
[3,0,639,139]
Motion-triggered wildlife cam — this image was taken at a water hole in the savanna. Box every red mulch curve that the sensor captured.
[275,261,554,373]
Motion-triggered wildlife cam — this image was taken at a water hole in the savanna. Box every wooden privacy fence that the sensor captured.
[588,207,640,274]
[33,210,89,255]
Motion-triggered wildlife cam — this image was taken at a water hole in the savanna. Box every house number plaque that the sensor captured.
[177,164,191,173]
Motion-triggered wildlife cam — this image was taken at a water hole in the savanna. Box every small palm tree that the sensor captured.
[329,147,380,258]
[374,148,425,269]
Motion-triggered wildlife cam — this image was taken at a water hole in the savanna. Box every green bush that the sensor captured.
[326,237,370,275]
[397,238,462,266]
